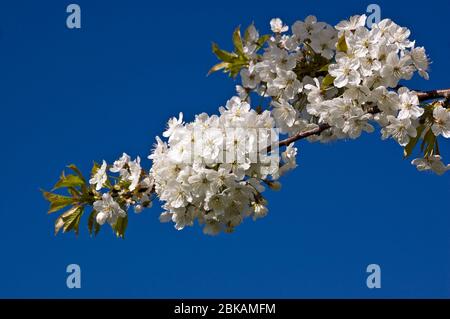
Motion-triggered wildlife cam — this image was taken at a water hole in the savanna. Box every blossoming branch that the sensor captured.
[42,14,450,238]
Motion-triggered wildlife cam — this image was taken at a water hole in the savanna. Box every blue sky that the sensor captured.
[0,0,449,298]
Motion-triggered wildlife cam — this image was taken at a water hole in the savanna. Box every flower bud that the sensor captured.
[267,181,281,191]
[134,205,143,214]
[96,212,108,225]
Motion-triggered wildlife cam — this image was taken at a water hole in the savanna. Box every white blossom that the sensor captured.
[381,116,416,146]
[411,155,450,175]
[93,193,126,225]
[431,105,450,138]
[270,18,288,33]
[89,160,107,191]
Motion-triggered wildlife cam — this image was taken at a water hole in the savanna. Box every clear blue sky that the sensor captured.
[0,0,449,298]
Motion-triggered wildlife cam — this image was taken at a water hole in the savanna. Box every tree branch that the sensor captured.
[277,124,331,148]
[275,88,450,149]
[416,88,450,101]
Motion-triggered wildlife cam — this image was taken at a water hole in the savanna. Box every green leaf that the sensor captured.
[244,23,254,43]
[91,161,100,176]
[53,174,84,191]
[336,34,348,53]
[113,215,128,239]
[62,206,83,235]
[321,74,335,90]
[318,64,330,72]
[67,164,86,184]
[211,43,237,63]
[232,26,244,56]
[207,62,230,76]
[435,139,441,155]
[54,216,64,235]
[256,35,270,49]
[67,187,81,197]
[424,135,436,157]
[55,206,84,235]
[404,125,425,158]
[229,62,246,78]
[421,128,436,157]
[88,210,96,235]
[87,210,101,236]
[42,191,75,213]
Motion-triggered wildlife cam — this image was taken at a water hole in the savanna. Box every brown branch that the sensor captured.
[277,124,331,149]
[416,88,450,101]
[275,88,450,149]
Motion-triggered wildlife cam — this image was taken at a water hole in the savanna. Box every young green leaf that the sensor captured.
[321,74,335,90]
[42,191,75,213]
[256,35,270,49]
[87,210,101,236]
[67,164,86,184]
[336,34,348,53]
[207,62,231,76]
[61,206,84,235]
[88,210,96,235]
[404,124,425,158]
[54,206,83,235]
[318,64,330,72]
[52,174,85,191]
[113,215,128,239]
[211,43,237,63]
[232,26,244,56]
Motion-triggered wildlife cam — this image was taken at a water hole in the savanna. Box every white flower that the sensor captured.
[388,23,413,49]
[411,155,449,175]
[431,105,450,138]
[171,207,195,230]
[252,202,268,220]
[346,26,380,57]
[110,153,130,173]
[328,57,361,88]
[380,52,414,87]
[127,157,142,191]
[335,14,367,32]
[243,24,259,55]
[93,193,126,225]
[271,99,297,131]
[292,15,326,41]
[381,116,417,146]
[309,27,337,59]
[187,168,219,199]
[409,46,429,80]
[163,112,184,139]
[89,160,107,191]
[270,47,297,71]
[342,113,374,139]
[370,86,400,115]
[279,143,297,175]
[270,18,288,33]
[201,127,224,163]
[397,88,423,120]
[240,68,260,89]
[268,69,302,100]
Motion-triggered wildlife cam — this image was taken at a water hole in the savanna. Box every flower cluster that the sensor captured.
[89,153,154,226]
[149,97,297,234]
[232,14,449,175]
